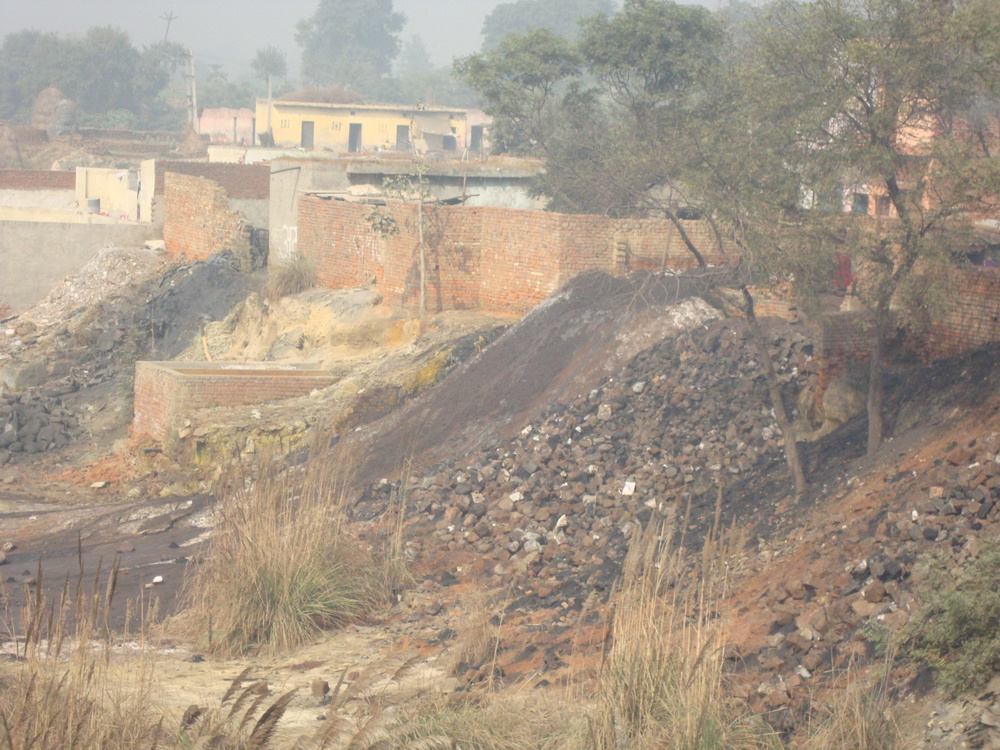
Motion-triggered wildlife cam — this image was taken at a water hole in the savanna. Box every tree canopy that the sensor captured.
[0,27,182,128]
[481,0,617,50]
[458,0,1000,477]
[251,46,288,86]
[454,28,580,155]
[296,0,405,95]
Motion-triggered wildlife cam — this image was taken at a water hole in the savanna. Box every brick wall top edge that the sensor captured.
[0,169,75,190]
[155,162,269,199]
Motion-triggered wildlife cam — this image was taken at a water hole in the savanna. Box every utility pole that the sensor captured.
[266,73,273,142]
[160,11,177,42]
[182,49,198,133]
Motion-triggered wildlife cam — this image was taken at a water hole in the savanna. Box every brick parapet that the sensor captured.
[297,199,732,316]
[0,170,75,190]
[921,267,1000,360]
[153,162,269,199]
[132,361,337,444]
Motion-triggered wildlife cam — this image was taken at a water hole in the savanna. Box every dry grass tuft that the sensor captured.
[589,512,781,750]
[263,256,317,303]
[447,587,506,679]
[411,692,586,750]
[175,668,298,750]
[0,561,162,750]
[797,656,912,750]
[178,454,401,657]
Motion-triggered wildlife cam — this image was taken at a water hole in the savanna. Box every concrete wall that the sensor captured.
[0,170,81,222]
[0,221,156,311]
[208,145,301,164]
[0,189,76,211]
[229,198,269,230]
[199,107,256,145]
[75,166,144,221]
[267,159,354,264]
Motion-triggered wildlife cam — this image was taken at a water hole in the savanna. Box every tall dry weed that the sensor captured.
[796,654,912,750]
[0,560,162,750]
[589,508,781,750]
[263,256,316,302]
[179,454,399,657]
[411,691,586,750]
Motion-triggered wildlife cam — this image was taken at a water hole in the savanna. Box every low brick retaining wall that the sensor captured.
[132,361,337,443]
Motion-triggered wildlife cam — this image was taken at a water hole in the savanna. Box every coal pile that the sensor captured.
[354,319,815,602]
[0,387,84,464]
[340,270,725,485]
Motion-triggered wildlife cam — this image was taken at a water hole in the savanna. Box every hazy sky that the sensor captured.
[0,0,509,80]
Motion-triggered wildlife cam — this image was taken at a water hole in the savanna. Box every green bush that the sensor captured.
[902,543,1000,696]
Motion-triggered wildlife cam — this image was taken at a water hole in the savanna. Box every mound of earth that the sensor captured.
[0,248,251,467]
[340,299,1000,740]
[337,270,725,485]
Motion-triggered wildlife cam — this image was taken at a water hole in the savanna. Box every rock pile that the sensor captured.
[354,319,815,601]
[0,387,84,464]
[350,314,1000,736]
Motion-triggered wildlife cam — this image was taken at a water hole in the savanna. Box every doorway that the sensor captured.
[395,125,410,151]
[348,123,362,152]
[300,121,314,149]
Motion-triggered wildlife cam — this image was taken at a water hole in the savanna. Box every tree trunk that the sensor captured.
[742,286,807,496]
[866,304,887,455]
[663,207,707,269]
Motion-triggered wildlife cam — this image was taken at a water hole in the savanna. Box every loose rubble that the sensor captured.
[344,315,1000,742]
[355,319,813,590]
[0,388,84,464]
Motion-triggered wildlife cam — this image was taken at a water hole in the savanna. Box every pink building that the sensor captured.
[198,108,256,146]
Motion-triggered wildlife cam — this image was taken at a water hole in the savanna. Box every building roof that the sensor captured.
[262,99,466,117]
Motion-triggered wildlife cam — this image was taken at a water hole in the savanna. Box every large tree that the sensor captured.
[481,0,617,50]
[0,27,181,128]
[460,1,813,493]
[752,0,1000,454]
[251,46,288,95]
[296,0,405,93]
[454,28,580,155]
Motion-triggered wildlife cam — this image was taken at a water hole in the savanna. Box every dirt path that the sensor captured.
[1,492,214,630]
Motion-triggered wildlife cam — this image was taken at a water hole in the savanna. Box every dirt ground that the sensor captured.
[3,248,1000,747]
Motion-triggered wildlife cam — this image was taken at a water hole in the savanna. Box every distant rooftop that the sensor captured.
[261,99,467,116]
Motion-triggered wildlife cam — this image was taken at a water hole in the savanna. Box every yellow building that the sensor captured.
[255,99,470,154]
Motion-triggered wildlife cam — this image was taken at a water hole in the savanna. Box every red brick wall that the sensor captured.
[479,208,562,314]
[153,162,269,199]
[298,196,389,290]
[813,311,873,400]
[923,267,1000,359]
[132,362,182,444]
[163,172,248,261]
[297,199,731,316]
[0,170,74,190]
[132,362,337,443]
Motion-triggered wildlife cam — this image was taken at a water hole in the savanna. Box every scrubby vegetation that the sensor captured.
[903,542,1000,697]
[263,256,317,303]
